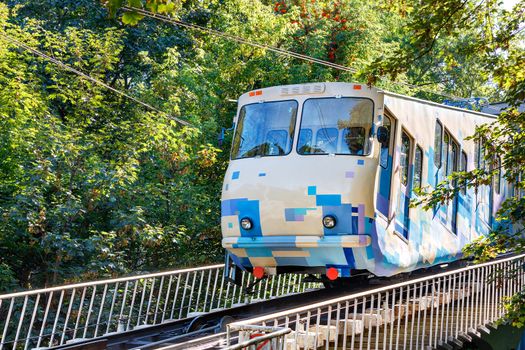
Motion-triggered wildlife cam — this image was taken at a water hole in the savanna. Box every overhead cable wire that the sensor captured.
[125,6,462,101]
[124,6,357,73]
[0,32,193,127]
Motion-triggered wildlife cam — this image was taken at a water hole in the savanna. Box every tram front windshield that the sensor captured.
[298,98,374,155]
[231,97,373,159]
[232,100,298,159]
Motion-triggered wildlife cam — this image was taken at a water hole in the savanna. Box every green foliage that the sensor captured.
[103,0,180,24]
[0,0,523,299]
[122,11,144,25]
[503,291,525,328]
[0,263,17,292]
[0,1,223,288]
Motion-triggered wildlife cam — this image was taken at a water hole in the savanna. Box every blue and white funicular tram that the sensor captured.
[221,82,499,283]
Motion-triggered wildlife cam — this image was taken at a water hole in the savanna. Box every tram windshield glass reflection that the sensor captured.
[231,100,298,159]
[298,98,374,155]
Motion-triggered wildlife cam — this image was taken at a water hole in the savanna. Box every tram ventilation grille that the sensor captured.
[281,83,325,95]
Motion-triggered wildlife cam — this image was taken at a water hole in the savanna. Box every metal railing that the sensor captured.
[0,264,319,349]
[227,254,525,349]
[224,325,291,350]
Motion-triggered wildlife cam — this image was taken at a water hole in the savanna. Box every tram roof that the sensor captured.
[239,82,497,120]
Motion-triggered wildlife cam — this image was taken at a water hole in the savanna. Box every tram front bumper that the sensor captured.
[222,235,371,249]
[223,235,372,269]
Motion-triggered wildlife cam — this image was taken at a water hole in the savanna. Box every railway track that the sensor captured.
[222,254,525,350]
[54,261,471,350]
[55,287,343,350]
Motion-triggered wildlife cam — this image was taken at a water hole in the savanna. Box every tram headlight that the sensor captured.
[240,217,253,230]
[322,215,337,229]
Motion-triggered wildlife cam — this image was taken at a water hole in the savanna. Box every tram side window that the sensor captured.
[414,145,423,190]
[450,139,458,177]
[380,116,392,169]
[445,134,460,234]
[475,139,480,169]
[443,131,450,175]
[460,151,467,194]
[512,174,522,198]
[434,121,443,168]
[476,139,487,171]
[513,175,519,198]
[443,130,462,193]
[494,156,501,194]
[444,131,459,181]
[400,132,411,186]
[521,173,525,199]
[480,142,486,170]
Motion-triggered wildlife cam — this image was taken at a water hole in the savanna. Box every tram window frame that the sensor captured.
[434,120,443,168]
[414,145,423,190]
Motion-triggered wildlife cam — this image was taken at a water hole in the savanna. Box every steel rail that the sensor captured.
[155,332,226,350]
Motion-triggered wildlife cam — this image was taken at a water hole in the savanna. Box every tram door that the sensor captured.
[377,114,396,218]
[395,130,413,239]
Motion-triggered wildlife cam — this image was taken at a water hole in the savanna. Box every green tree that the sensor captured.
[0,2,222,288]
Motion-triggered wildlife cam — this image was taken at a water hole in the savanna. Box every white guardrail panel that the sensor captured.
[227,254,525,350]
[0,264,320,349]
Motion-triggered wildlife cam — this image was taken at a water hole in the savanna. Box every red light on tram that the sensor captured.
[353,85,362,90]
[326,267,339,280]
[255,90,262,96]
[249,91,256,97]
[253,266,265,279]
